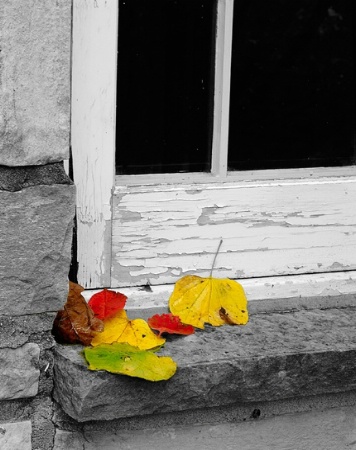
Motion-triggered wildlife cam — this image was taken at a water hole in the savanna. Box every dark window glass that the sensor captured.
[228,0,355,170]
[116,0,216,175]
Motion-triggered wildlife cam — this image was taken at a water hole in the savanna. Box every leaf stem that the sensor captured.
[210,239,223,277]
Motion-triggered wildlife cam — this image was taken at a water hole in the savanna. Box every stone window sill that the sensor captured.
[53,305,356,422]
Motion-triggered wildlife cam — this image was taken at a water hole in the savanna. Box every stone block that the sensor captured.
[0,421,32,450]
[0,163,71,192]
[0,0,71,165]
[0,344,40,400]
[0,184,75,315]
[0,313,55,349]
[53,430,85,450]
[53,307,356,422]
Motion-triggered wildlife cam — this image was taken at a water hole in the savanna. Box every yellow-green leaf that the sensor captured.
[83,343,177,381]
[91,309,166,350]
[169,275,248,329]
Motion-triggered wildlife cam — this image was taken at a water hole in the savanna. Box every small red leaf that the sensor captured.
[148,313,195,336]
[88,289,127,320]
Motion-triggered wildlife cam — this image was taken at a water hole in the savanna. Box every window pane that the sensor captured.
[116,0,216,175]
[228,0,355,170]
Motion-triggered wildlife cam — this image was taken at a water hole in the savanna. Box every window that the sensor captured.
[116,0,216,175]
[229,0,355,170]
[71,0,356,303]
[116,0,355,176]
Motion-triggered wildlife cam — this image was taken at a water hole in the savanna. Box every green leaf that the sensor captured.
[83,343,177,381]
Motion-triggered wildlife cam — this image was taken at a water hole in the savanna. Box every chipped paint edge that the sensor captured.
[82,271,356,314]
[71,0,117,288]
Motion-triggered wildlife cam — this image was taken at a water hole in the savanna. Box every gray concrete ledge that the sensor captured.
[53,306,356,422]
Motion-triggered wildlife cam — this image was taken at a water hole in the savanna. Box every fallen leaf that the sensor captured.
[83,343,177,381]
[168,275,248,329]
[52,281,104,345]
[148,313,195,336]
[90,309,166,350]
[88,289,127,320]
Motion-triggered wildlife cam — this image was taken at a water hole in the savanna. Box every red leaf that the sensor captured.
[147,313,195,336]
[88,289,127,320]
[52,281,104,345]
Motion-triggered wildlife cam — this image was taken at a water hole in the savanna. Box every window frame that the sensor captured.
[71,0,356,302]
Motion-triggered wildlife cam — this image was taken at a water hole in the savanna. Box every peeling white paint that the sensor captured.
[82,271,356,313]
[71,0,117,288]
[112,176,356,287]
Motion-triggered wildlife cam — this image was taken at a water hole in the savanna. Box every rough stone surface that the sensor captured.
[0,313,56,349]
[0,184,75,315]
[0,0,71,166]
[53,430,84,450]
[0,395,56,450]
[0,343,40,400]
[0,318,56,449]
[31,396,56,450]
[0,421,32,450]
[0,163,72,192]
[53,307,356,422]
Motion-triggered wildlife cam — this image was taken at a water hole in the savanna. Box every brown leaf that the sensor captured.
[52,281,104,345]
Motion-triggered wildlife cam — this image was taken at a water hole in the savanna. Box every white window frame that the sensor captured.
[71,0,356,305]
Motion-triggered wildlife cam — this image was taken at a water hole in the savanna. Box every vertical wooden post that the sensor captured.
[71,0,118,288]
[211,0,234,177]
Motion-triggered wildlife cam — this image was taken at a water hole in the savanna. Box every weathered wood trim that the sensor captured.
[71,0,356,297]
[112,176,356,287]
[211,0,234,177]
[115,166,356,186]
[63,159,69,176]
[71,0,117,288]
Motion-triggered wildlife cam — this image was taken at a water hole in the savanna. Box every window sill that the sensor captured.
[53,304,356,423]
[115,166,356,187]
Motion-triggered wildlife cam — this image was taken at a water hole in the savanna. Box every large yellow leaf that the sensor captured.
[91,309,165,350]
[169,275,248,329]
[84,343,177,381]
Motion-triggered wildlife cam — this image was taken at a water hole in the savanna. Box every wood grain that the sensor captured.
[71,0,117,288]
[112,176,356,286]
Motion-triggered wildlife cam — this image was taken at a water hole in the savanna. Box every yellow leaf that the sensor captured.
[84,343,177,381]
[91,309,166,350]
[169,275,248,329]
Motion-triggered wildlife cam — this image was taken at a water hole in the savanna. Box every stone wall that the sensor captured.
[0,1,74,448]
